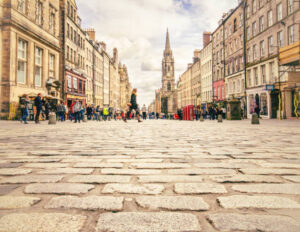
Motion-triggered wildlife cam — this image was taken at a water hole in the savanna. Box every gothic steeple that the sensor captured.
[164,28,173,58]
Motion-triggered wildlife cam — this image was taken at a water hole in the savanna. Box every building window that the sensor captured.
[66,46,69,60]
[17,0,26,14]
[268,36,274,54]
[17,39,27,84]
[247,70,252,87]
[71,5,73,19]
[71,27,73,41]
[259,16,264,32]
[35,47,43,87]
[252,0,257,14]
[254,68,258,85]
[49,11,55,34]
[259,0,264,8]
[288,25,294,45]
[67,75,72,92]
[73,77,77,92]
[267,10,273,27]
[247,48,251,63]
[277,3,282,21]
[67,1,70,16]
[246,27,250,40]
[246,5,250,18]
[237,79,241,93]
[252,22,257,36]
[36,1,43,25]
[261,65,266,84]
[253,44,257,60]
[269,62,275,83]
[288,0,294,14]
[49,54,55,78]
[239,13,243,27]
[260,40,265,57]
[277,31,283,47]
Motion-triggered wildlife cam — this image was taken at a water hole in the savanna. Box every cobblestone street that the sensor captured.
[0,119,300,232]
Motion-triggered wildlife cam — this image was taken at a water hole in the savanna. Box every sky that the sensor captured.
[77,0,238,107]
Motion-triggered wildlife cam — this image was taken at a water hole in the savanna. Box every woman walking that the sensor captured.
[124,88,142,123]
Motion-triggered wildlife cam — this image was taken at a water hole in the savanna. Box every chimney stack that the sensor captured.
[85,28,96,41]
[203,32,211,48]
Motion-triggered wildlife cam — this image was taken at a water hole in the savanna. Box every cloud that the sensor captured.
[77,0,239,106]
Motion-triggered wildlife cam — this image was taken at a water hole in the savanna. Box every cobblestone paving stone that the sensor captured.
[0,120,300,231]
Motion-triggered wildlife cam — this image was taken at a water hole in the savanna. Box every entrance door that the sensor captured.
[271,90,279,119]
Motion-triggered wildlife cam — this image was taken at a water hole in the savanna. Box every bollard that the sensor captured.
[200,115,204,122]
[218,114,223,123]
[83,115,88,122]
[251,113,260,124]
[48,112,56,125]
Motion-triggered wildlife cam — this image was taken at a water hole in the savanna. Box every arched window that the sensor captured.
[167,82,171,91]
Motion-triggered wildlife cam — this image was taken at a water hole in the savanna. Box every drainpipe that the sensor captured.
[243,0,247,119]
[61,9,66,101]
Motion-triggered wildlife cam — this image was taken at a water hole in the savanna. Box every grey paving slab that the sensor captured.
[136,196,209,211]
[25,183,95,194]
[102,184,165,195]
[37,168,94,174]
[232,184,300,194]
[107,159,163,163]
[283,176,300,182]
[68,175,131,183]
[96,212,201,232]
[45,196,123,211]
[168,168,236,175]
[131,163,191,169]
[210,175,283,183]
[0,213,86,232]
[0,175,64,184]
[207,213,300,232]
[0,163,22,168]
[23,163,69,168]
[0,196,40,209]
[0,185,20,195]
[175,183,227,194]
[0,168,32,175]
[218,195,300,209]
[240,168,300,175]
[194,163,256,169]
[138,175,203,183]
[101,168,162,175]
[74,162,123,168]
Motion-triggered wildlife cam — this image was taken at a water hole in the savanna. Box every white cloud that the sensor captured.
[77,0,239,106]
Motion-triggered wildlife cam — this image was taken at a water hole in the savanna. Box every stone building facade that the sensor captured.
[60,0,87,108]
[191,50,202,106]
[103,50,110,106]
[0,0,61,118]
[109,48,120,109]
[224,2,246,107]
[200,41,213,105]
[245,0,299,119]
[119,64,131,111]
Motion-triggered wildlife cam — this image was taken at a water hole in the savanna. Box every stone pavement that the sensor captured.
[0,119,300,232]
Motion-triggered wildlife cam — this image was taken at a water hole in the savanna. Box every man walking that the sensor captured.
[73,99,81,123]
[34,93,43,124]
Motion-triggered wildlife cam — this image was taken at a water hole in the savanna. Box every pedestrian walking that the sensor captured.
[44,100,51,120]
[142,104,147,120]
[73,99,82,123]
[103,107,109,121]
[56,101,65,121]
[34,93,43,124]
[123,88,142,123]
[20,94,30,124]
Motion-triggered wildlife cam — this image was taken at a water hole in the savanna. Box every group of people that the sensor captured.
[19,88,145,124]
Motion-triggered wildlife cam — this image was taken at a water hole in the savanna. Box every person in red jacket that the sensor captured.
[70,101,75,121]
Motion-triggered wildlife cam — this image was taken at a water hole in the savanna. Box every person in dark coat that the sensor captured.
[34,93,43,123]
[124,88,142,123]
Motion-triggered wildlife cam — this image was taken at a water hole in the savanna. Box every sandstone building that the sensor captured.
[0,0,61,118]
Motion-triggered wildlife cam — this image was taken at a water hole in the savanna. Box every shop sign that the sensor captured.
[265,85,274,91]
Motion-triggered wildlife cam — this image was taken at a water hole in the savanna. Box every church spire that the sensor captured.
[165,28,171,50]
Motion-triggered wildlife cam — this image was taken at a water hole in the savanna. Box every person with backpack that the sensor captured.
[20,94,30,124]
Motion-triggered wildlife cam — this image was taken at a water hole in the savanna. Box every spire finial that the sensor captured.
[165,28,170,50]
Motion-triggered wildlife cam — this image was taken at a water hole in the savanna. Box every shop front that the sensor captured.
[65,69,86,109]
[247,86,271,119]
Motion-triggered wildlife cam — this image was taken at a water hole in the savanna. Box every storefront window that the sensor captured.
[79,79,82,94]
[260,93,268,115]
[73,77,77,92]
[67,75,72,92]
